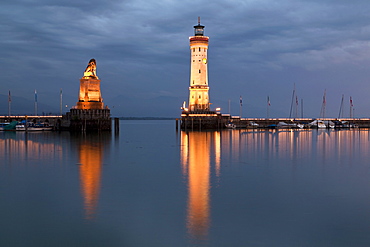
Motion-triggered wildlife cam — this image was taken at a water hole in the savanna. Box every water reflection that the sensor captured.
[0,131,111,220]
[236,129,370,164]
[180,131,221,242]
[180,128,370,243]
[0,131,65,163]
[72,133,111,220]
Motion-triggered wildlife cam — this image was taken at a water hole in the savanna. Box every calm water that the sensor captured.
[2,120,370,247]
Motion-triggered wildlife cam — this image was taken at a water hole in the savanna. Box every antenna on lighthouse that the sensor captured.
[198,16,200,25]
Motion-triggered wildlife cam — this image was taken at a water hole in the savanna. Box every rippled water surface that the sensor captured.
[1,120,370,247]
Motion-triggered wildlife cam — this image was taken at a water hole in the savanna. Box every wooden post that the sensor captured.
[114,118,119,133]
[25,115,28,132]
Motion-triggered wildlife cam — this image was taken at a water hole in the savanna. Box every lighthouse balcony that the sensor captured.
[189,36,209,41]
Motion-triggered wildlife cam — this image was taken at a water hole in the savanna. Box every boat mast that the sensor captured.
[8,90,11,117]
[267,96,270,118]
[320,89,326,118]
[289,83,296,118]
[295,95,299,119]
[301,99,303,118]
[338,94,344,118]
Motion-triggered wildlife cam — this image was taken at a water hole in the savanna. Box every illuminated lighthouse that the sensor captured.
[188,18,210,112]
[180,18,219,130]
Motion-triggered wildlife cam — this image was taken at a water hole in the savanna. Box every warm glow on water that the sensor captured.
[182,131,211,240]
[78,140,103,220]
[2,122,370,246]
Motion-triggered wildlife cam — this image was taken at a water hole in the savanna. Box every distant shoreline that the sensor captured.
[118,117,176,120]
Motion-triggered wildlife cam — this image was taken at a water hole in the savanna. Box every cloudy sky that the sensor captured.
[2,0,370,117]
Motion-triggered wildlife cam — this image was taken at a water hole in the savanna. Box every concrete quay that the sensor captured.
[180,112,370,130]
[0,115,62,128]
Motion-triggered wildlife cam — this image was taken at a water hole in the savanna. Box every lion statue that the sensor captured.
[83,58,98,79]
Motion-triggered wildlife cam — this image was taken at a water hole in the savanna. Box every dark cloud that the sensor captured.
[2,0,370,117]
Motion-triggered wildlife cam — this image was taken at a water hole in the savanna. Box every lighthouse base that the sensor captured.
[180,111,224,130]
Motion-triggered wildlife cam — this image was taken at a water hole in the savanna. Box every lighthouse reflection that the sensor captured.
[180,131,221,241]
[74,133,111,220]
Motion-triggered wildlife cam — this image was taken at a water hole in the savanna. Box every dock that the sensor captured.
[180,112,370,130]
[0,116,62,129]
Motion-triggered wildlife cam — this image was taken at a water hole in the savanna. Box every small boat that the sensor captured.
[327,121,335,129]
[0,121,18,130]
[16,121,53,131]
[249,121,259,127]
[225,122,236,129]
[0,122,10,130]
[317,121,326,128]
[277,122,303,129]
[334,120,358,128]
[308,120,326,128]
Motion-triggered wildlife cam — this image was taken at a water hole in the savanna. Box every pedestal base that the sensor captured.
[76,101,104,110]
[62,108,111,131]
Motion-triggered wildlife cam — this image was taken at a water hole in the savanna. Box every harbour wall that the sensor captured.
[180,113,370,130]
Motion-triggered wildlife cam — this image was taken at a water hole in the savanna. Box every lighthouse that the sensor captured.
[181,19,220,130]
[188,17,210,112]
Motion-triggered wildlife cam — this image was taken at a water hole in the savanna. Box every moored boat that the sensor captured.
[0,122,10,130]
[308,120,326,128]
[225,122,236,129]
[277,122,303,129]
[16,121,53,131]
[0,121,18,131]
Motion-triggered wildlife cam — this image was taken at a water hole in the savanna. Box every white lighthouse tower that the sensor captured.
[188,17,210,112]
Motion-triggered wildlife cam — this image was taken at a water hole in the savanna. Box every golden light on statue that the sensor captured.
[76,58,104,110]
[82,59,98,79]
[63,58,111,131]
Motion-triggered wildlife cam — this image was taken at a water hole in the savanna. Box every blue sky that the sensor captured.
[2,0,370,117]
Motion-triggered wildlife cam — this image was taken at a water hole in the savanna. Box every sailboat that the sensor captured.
[0,121,18,130]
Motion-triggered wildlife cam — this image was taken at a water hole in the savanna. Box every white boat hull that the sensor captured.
[16,123,53,131]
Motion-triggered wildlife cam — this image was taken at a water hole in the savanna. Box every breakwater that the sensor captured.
[0,115,117,131]
[180,113,370,130]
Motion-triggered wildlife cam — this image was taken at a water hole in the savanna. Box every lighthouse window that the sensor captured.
[199,47,201,52]
[193,48,195,52]
[199,95,201,99]
[204,48,206,52]
[199,70,201,73]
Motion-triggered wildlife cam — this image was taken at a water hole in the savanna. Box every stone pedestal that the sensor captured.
[77,78,103,109]
[62,108,111,131]
[61,59,111,131]
[76,101,104,110]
